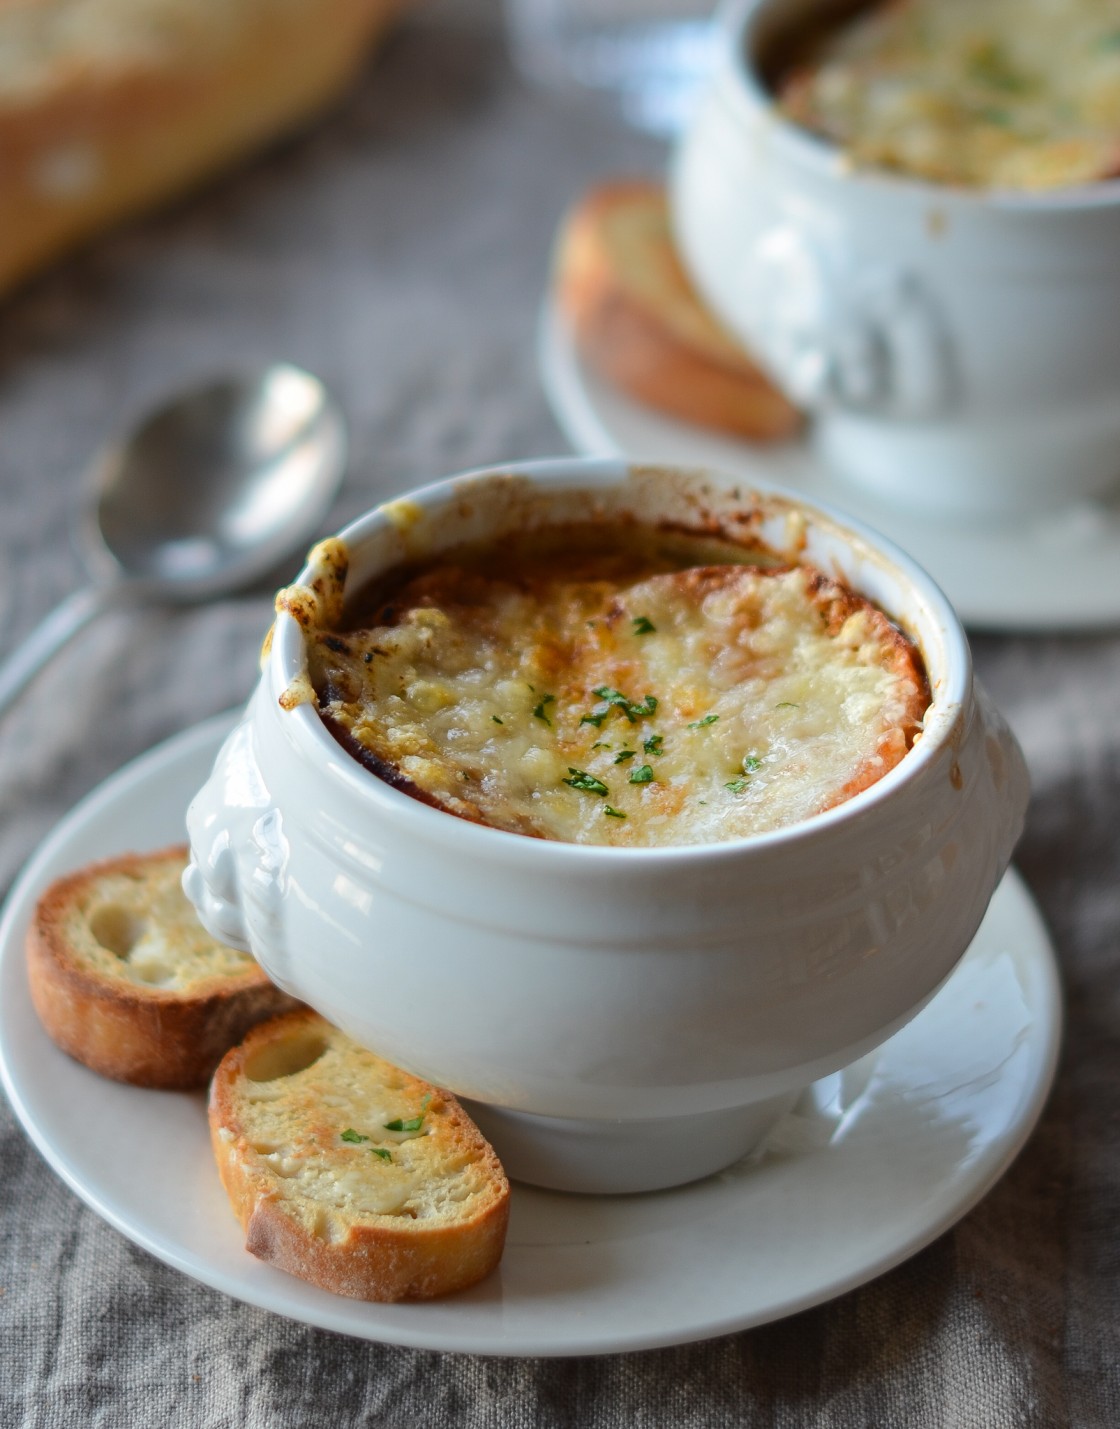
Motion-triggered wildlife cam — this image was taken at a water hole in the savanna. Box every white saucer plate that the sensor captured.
[539,300,1120,633]
[0,716,1062,1357]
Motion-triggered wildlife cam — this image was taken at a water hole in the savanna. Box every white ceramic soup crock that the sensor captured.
[184,458,1028,1194]
[671,0,1120,518]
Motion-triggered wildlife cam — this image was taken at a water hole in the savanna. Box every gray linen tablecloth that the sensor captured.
[1,3,1117,1424]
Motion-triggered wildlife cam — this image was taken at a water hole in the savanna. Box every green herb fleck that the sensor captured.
[627,694,658,719]
[725,778,749,794]
[604,805,626,819]
[563,768,610,795]
[370,1147,392,1162]
[631,615,656,636]
[491,715,504,725]
[614,749,636,763]
[591,741,609,751]
[580,707,609,728]
[689,714,719,729]
[384,1114,425,1133]
[533,694,556,725]
[776,702,799,710]
[340,1128,368,1144]
[968,42,1033,93]
[644,734,664,756]
[742,754,763,772]
[593,686,658,723]
[629,764,654,785]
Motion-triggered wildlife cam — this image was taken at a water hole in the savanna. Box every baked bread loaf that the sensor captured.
[0,0,407,298]
[554,180,801,441]
[209,1010,510,1301]
[26,845,300,1088]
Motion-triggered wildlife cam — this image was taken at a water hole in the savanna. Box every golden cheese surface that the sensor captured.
[304,528,928,847]
[777,0,1120,190]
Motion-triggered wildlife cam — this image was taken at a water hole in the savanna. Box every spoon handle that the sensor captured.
[0,583,121,720]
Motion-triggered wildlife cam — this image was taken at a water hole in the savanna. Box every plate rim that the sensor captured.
[0,716,1063,1357]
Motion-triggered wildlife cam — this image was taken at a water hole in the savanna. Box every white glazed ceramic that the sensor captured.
[0,714,1061,1351]
[671,0,1120,517]
[184,458,1029,1194]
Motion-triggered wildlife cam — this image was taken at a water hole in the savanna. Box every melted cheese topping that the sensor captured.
[777,0,1120,190]
[305,533,928,847]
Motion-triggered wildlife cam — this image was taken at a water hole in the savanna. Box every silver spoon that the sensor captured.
[0,363,347,719]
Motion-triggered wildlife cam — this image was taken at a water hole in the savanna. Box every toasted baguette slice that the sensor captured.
[27,845,300,1089]
[209,1011,510,1301]
[554,179,802,442]
[0,0,408,299]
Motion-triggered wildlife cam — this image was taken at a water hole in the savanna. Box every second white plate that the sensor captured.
[539,299,1120,632]
[0,716,1062,1357]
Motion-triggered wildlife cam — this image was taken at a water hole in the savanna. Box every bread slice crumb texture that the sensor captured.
[209,1011,510,1300]
[59,859,255,990]
[26,845,301,1088]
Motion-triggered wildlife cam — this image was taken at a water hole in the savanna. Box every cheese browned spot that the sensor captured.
[777,0,1120,191]
[305,529,929,847]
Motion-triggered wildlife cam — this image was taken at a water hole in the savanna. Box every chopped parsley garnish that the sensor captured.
[563,768,610,795]
[580,709,608,728]
[688,714,719,729]
[532,694,556,725]
[614,750,636,763]
[742,754,763,772]
[644,734,664,756]
[725,778,749,794]
[371,1147,392,1162]
[629,764,654,785]
[384,1114,425,1133]
[340,1128,369,1144]
[604,805,626,819]
[968,43,1033,94]
[590,741,608,751]
[592,687,658,723]
[776,702,799,710]
[631,615,656,636]
[491,715,504,725]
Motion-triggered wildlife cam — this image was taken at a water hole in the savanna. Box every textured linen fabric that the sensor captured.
[1,3,1117,1425]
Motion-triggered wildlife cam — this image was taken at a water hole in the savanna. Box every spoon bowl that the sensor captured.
[0,363,347,716]
[90,365,347,596]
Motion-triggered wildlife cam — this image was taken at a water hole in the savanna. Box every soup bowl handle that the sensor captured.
[183,700,296,992]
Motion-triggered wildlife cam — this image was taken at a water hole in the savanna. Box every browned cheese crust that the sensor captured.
[26,844,300,1089]
[310,536,930,847]
[209,1010,511,1301]
[554,179,802,441]
[0,0,408,298]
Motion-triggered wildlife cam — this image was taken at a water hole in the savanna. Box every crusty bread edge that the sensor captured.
[0,0,407,299]
[554,180,802,443]
[26,845,300,1090]
[209,1010,511,1301]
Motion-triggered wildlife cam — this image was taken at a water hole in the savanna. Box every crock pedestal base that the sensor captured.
[462,1091,801,1194]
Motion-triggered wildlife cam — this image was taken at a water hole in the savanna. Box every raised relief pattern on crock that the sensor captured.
[747,225,955,416]
[184,714,293,990]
